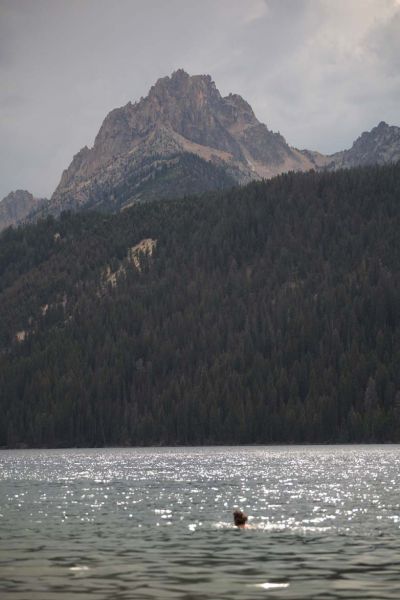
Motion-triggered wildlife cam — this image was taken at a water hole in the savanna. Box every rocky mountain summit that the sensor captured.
[51,70,324,214]
[3,71,400,225]
[327,121,400,170]
[0,190,45,232]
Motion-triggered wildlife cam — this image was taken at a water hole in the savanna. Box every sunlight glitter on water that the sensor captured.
[1,446,400,599]
[253,582,290,589]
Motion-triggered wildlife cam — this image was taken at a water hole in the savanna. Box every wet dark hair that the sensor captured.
[233,510,248,527]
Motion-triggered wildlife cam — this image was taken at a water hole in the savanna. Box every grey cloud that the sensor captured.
[0,0,399,198]
[367,11,400,75]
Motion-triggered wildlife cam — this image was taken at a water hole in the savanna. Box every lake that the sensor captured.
[0,446,399,599]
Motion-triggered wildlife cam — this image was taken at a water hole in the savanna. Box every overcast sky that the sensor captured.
[1,0,400,199]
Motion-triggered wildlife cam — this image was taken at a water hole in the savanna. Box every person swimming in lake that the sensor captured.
[233,510,248,528]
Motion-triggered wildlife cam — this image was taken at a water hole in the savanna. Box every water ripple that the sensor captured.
[0,445,400,599]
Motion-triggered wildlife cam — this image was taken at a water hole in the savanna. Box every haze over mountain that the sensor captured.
[50,69,322,215]
[326,121,400,170]
[0,191,45,232]
[2,70,400,231]
[46,70,400,216]
[2,0,400,203]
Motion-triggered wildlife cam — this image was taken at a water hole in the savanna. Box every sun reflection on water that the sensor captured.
[0,446,400,599]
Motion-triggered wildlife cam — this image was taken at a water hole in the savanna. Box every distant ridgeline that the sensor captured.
[0,163,400,447]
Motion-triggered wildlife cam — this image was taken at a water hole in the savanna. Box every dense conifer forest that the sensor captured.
[0,163,399,447]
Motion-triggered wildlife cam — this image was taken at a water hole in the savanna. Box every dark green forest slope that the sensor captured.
[1,164,400,447]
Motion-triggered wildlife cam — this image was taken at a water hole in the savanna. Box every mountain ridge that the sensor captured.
[2,70,400,229]
[48,70,400,214]
[328,121,400,169]
[49,69,322,214]
[0,190,46,232]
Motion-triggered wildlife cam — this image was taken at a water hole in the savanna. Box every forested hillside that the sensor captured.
[1,164,399,447]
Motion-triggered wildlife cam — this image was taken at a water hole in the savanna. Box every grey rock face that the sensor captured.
[51,70,317,213]
[328,122,400,169]
[44,71,400,217]
[0,190,44,232]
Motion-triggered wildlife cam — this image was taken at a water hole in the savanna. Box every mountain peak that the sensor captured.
[151,68,190,92]
[355,121,399,146]
[0,189,44,232]
[148,69,219,105]
[376,120,389,130]
[171,67,189,78]
[329,121,400,169]
[49,70,400,216]
[50,70,319,212]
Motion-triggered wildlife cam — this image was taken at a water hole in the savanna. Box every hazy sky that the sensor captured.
[1,0,400,198]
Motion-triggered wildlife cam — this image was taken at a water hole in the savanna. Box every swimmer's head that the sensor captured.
[233,510,248,528]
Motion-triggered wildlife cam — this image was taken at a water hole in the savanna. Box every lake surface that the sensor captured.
[0,446,400,599]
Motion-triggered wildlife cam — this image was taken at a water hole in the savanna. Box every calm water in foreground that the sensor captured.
[0,446,400,599]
